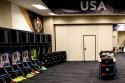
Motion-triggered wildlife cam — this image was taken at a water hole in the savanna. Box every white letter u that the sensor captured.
[80,1,89,11]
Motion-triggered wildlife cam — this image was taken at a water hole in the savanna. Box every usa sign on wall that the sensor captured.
[42,0,125,14]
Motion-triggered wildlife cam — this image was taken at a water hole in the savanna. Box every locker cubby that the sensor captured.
[0,28,9,43]
[10,29,19,43]
[20,31,29,43]
[21,45,30,51]
[40,34,43,43]
[42,34,46,43]
[29,33,36,43]
[0,27,52,64]
[47,34,51,43]
[36,33,41,43]
[0,47,10,53]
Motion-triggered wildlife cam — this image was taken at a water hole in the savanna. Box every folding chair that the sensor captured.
[3,63,20,79]
[30,48,47,70]
[0,55,7,83]
[31,48,41,67]
[22,50,39,73]
[0,51,20,81]
[11,51,31,76]
[0,74,7,83]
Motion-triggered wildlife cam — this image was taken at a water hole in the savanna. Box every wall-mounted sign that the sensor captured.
[27,10,43,32]
[80,1,106,11]
[42,0,125,14]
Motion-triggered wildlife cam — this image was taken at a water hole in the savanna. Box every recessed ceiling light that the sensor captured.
[32,4,47,10]
[48,13,57,15]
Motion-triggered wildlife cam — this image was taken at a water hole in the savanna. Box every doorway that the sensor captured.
[83,35,96,61]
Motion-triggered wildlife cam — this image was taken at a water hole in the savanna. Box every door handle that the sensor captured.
[84,48,86,50]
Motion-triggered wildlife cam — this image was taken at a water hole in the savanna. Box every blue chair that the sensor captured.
[16,60,31,75]
[3,63,20,74]
[26,58,38,69]
[3,63,20,80]
[0,73,7,83]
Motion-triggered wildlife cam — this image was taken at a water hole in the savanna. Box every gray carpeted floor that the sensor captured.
[21,53,125,83]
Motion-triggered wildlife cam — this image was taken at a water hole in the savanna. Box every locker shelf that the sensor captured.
[10,29,19,43]
[0,28,9,43]
[20,31,29,43]
[29,33,36,43]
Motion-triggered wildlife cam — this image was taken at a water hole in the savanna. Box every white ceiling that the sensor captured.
[7,0,53,16]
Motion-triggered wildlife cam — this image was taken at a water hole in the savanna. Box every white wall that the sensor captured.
[44,15,125,54]
[0,0,12,28]
[11,3,32,31]
[43,17,55,51]
[97,25,113,60]
[55,24,113,61]
[0,1,34,31]
[56,25,83,61]
[55,25,69,52]
[68,25,83,61]
[55,25,69,60]
[53,16,125,24]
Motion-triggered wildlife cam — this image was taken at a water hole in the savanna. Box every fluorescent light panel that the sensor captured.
[32,4,47,10]
[48,13,57,15]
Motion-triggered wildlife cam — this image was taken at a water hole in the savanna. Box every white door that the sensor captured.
[83,35,96,61]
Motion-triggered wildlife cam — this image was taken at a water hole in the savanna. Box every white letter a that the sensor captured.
[97,1,107,10]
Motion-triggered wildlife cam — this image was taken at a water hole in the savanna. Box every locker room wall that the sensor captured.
[55,25,112,61]
[43,16,125,52]
[0,0,12,28]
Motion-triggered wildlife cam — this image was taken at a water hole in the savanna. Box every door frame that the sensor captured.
[83,35,96,61]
